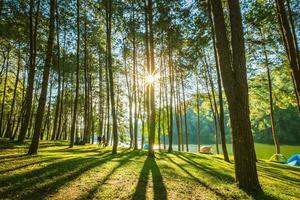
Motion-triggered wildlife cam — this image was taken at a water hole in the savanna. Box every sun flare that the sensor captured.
[145,74,157,85]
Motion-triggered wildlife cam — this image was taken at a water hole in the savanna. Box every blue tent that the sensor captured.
[287,154,300,166]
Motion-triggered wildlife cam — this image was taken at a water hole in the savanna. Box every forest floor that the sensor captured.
[0,139,299,200]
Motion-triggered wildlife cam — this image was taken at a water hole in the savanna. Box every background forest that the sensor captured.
[0,0,300,150]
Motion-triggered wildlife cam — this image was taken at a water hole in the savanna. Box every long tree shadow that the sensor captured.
[171,153,280,200]
[132,156,167,200]
[174,152,235,182]
[0,157,60,174]
[78,150,146,199]
[0,150,131,200]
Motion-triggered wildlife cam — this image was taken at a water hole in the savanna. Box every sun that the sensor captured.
[145,74,156,85]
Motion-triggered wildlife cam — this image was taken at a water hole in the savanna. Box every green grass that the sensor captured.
[187,143,300,160]
[0,139,299,200]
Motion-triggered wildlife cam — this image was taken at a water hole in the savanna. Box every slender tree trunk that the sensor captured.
[28,0,56,155]
[175,80,181,151]
[18,0,40,143]
[196,77,201,152]
[105,0,118,153]
[123,39,133,148]
[204,68,219,154]
[57,44,65,140]
[70,0,80,148]
[167,31,173,153]
[98,51,104,141]
[207,0,229,161]
[132,4,138,150]
[5,46,21,138]
[52,1,61,141]
[180,72,189,152]
[147,0,155,157]
[0,50,9,137]
[83,8,89,144]
[261,38,281,154]
[45,76,53,140]
[158,37,164,150]
[163,57,168,150]
[275,0,300,101]
[105,50,110,146]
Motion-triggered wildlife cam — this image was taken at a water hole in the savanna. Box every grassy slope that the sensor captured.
[188,143,300,160]
[0,139,299,200]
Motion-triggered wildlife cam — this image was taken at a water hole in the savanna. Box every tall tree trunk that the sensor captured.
[18,0,40,143]
[98,51,104,142]
[211,0,261,192]
[204,67,219,154]
[106,0,118,154]
[158,36,164,150]
[123,39,133,148]
[105,49,110,146]
[45,76,53,140]
[286,0,300,115]
[0,50,9,137]
[163,58,168,151]
[83,7,89,144]
[275,0,300,102]
[132,4,138,150]
[52,1,61,141]
[260,34,281,154]
[57,47,65,140]
[175,80,181,151]
[196,77,201,152]
[5,46,21,138]
[70,0,80,148]
[147,0,155,157]
[167,31,173,153]
[180,72,189,152]
[207,0,229,161]
[28,0,56,155]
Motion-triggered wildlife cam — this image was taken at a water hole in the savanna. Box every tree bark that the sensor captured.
[5,46,21,138]
[211,0,261,192]
[70,0,80,148]
[28,0,56,154]
[132,3,138,150]
[106,0,118,154]
[147,0,155,157]
[0,50,9,137]
[52,1,61,141]
[275,0,300,102]
[18,0,40,143]
[167,30,173,153]
[196,77,201,152]
[260,32,281,154]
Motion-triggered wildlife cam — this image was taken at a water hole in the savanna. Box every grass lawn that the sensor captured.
[0,139,299,200]
[207,143,300,160]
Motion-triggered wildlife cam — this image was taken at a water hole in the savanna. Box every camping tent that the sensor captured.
[287,154,300,166]
[199,146,213,154]
[269,154,287,163]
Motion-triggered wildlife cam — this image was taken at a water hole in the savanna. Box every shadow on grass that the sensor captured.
[47,147,106,154]
[78,150,147,200]
[0,157,61,174]
[163,153,231,199]
[0,149,130,200]
[131,156,167,200]
[174,152,235,182]
[0,154,28,163]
